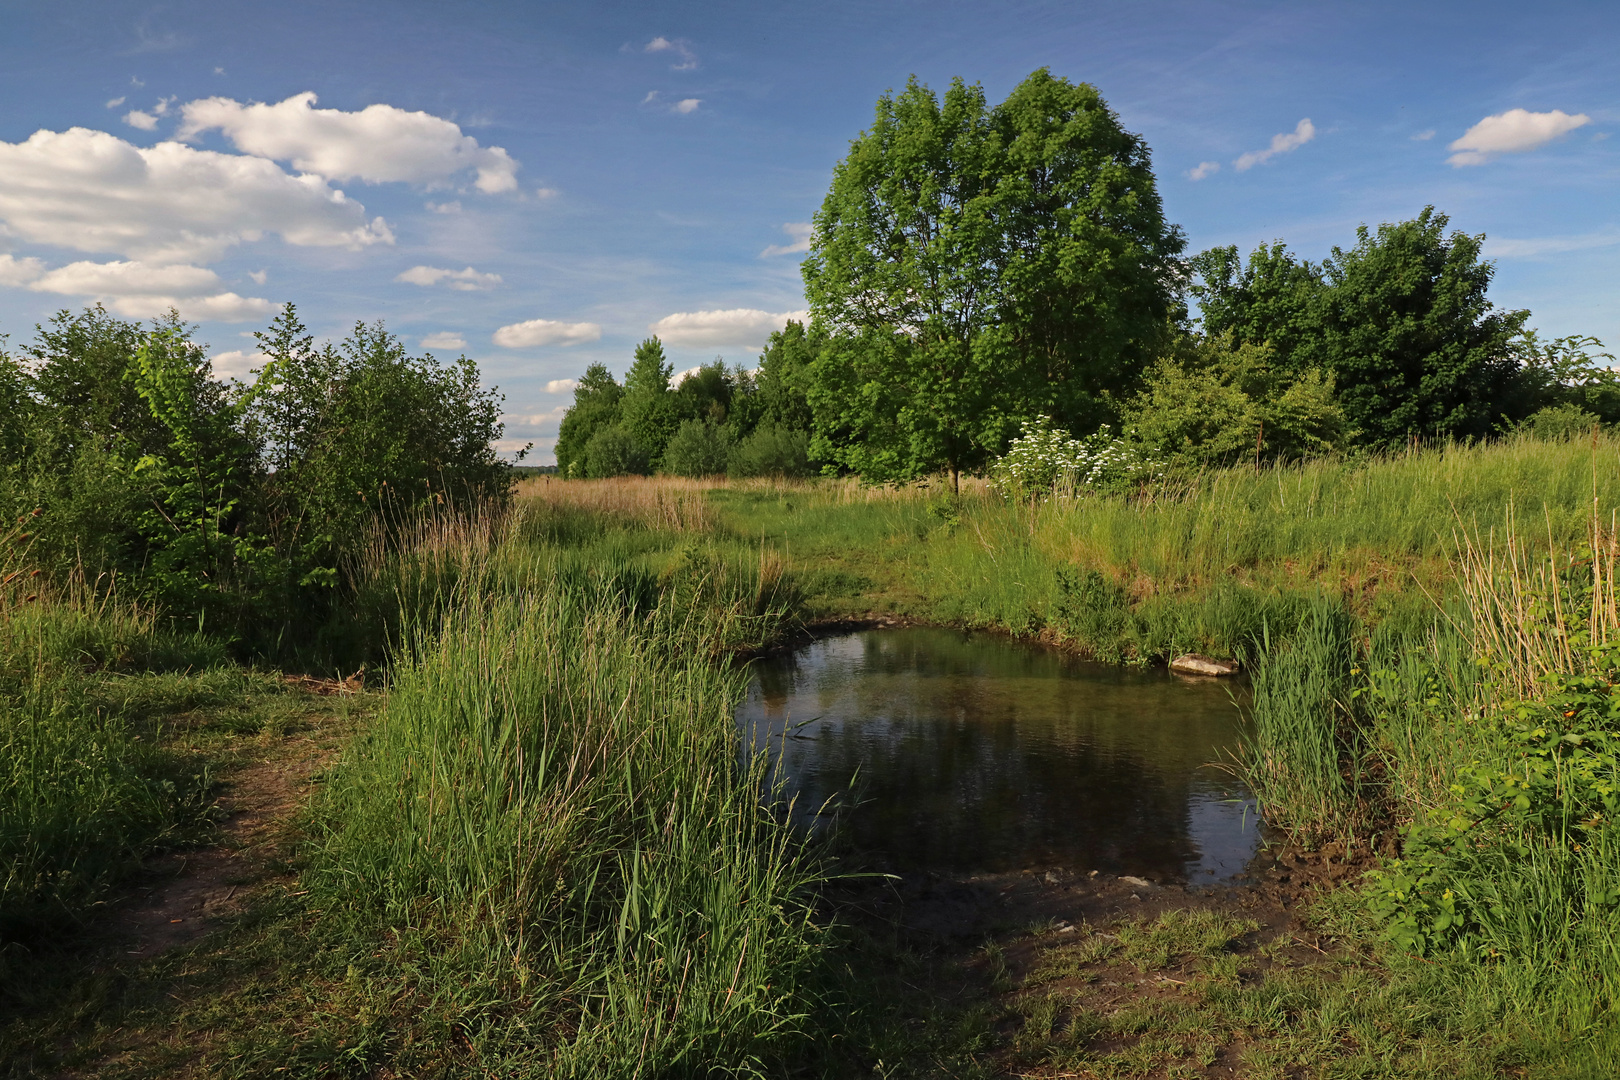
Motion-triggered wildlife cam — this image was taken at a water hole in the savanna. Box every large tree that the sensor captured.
[803,69,1186,489]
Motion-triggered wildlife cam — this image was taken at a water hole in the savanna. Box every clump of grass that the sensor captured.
[306,555,824,1075]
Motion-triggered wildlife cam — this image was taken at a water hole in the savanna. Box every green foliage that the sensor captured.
[620,337,683,470]
[1520,403,1604,441]
[1514,332,1620,423]
[661,419,733,477]
[1368,654,1620,958]
[583,423,650,477]
[554,363,624,479]
[729,424,813,478]
[1190,208,1530,447]
[750,321,820,433]
[0,304,508,646]
[1124,335,1349,466]
[803,69,1185,485]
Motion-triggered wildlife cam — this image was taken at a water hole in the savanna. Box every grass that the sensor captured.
[10,432,1620,1076]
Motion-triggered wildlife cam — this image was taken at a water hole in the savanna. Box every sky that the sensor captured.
[1,1,1616,462]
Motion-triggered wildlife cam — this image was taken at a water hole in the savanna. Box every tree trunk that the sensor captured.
[949,465,960,495]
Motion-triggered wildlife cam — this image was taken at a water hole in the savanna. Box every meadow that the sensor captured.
[5,431,1620,1076]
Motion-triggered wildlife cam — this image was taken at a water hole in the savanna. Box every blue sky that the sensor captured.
[1,1,1616,461]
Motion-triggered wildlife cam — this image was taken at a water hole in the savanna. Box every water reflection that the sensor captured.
[737,628,1260,883]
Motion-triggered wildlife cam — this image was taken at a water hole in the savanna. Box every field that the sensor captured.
[5,432,1620,1077]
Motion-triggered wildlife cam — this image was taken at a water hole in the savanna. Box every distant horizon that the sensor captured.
[1,0,1615,462]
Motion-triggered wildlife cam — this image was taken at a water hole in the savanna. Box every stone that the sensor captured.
[1169,653,1240,677]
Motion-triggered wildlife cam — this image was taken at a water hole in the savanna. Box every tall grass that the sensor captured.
[306,515,822,1076]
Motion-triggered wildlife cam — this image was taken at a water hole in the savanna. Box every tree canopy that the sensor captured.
[802,68,1186,488]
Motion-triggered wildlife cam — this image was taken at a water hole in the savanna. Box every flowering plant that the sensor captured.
[989,416,1163,498]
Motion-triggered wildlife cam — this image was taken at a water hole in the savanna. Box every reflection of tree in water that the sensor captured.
[737,629,1257,880]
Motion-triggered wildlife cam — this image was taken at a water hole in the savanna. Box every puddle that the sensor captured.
[738,627,1261,884]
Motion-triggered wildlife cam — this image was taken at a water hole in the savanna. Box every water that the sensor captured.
[737,628,1261,884]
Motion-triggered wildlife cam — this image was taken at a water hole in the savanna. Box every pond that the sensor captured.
[737,628,1262,885]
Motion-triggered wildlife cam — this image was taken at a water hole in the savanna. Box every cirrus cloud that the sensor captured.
[492,318,602,348]
[0,126,393,264]
[760,222,812,257]
[647,307,809,347]
[178,92,519,193]
[1447,108,1591,167]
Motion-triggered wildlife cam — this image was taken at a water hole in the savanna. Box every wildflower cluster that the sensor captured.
[989,416,1164,499]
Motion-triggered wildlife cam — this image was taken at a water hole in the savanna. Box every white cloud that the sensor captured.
[106,96,126,109]
[209,348,268,381]
[1447,108,1591,167]
[1484,229,1620,259]
[669,364,704,388]
[0,126,393,263]
[647,308,808,348]
[501,406,569,432]
[760,222,812,257]
[248,269,267,284]
[123,109,158,130]
[544,378,578,394]
[30,259,220,297]
[395,264,502,290]
[0,254,44,287]
[673,98,702,115]
[492,318,602,348]
[9,257,279,322]
[1234,118,1315,172]
[1187,160,1220,181]
[1411,129,1436,142]
[534,186,559,200]
[642,91,660,105]
[178,92,520,193]
[421,331,467,350]
[645,36,698,71]
[425,199,462,214]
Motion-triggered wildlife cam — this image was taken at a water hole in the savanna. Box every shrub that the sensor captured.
[583,424,649,478]
[729,424,812,478]
[661,419,733,477]
[988,417,1162,498]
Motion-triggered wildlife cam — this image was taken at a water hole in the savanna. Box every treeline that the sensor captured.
[0,305,507,653]
[556,72,1616,485]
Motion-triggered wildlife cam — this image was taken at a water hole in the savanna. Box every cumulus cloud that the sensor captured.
[9,257,279,321]
[534,186,560,200]
[647,308,808,348]
[425,199,461,214]
[544,378,578,394]
[760,222,812,257]
[395,265,502,290]
[492,318,602,348]
[1187,160,1220,181]
[106,96,126,109]
[124,109,158,130]
[645,36,698,71]
[421,331,467,350]
[1411,129,1436,142]
[1234,118,1315,172]
[248,269,267,284]
[0,254,44,287]
[0,126,393,263]
[177,92,520,193]
[209,349,268,381]
[673,98,702,115]
[1447,108,1591,167]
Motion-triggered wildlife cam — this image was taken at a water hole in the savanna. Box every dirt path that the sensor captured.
[107,697,352,961]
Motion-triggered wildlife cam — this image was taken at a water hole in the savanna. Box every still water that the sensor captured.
[737,628,1261,884]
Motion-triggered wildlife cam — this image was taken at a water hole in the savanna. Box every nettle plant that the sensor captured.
[989,416,1163,498]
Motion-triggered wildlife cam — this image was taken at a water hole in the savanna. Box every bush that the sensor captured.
[1519,403,1603,441]
[729,424,812,478]
[988,417,1162,498]
[661,419,733,477]
[583,424,649,478]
